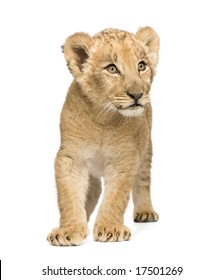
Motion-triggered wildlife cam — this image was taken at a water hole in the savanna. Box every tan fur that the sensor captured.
[47,27,160,245]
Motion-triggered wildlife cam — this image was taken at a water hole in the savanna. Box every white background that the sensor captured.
[0,0,223,279]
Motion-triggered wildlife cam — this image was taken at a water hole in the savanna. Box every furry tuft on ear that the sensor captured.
[63,32,93,77]
[135,27,160,71]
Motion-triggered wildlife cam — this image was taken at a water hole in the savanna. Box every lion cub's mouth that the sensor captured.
[118,103,144,117]
[128,103,143,108]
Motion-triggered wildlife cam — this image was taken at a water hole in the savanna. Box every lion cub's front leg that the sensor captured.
[93,153,138,242]
[47,149,89,246]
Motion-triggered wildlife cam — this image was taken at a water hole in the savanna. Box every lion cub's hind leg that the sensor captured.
[85,175,102,221]
[133,183,159,223]
[133,146,159,223]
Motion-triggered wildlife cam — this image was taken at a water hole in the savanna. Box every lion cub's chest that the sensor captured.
[85,148,105,177]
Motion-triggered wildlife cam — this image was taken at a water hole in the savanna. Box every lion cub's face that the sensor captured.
[63,27,159,117]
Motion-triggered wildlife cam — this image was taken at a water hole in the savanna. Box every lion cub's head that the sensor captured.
[63,27,159,117]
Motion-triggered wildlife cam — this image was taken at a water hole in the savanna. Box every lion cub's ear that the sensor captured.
[135,27,160,71]
[63,32,93,76]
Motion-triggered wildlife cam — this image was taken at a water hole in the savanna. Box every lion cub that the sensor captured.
[47,27,160,245]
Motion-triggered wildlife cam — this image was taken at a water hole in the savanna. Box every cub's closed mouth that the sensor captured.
[129,103,143,108]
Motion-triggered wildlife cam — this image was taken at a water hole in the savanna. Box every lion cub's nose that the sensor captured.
[126,92,143,102]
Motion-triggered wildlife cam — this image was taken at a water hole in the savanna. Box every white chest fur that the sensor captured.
[85,149,105,178]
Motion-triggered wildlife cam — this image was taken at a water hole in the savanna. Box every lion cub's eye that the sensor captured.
[106,64,119,74]
[138,61,147,72]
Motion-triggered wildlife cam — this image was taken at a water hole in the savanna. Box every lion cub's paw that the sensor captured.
[47,225,89,246]
[134,210,159,223]
[94,223,131,242]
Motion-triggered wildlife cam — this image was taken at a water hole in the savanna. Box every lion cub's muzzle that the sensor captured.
[117,91,146,117]
[126,92,143,108]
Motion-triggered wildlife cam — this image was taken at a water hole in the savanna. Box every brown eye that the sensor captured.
[106,64,119,74]
[138,61,147,72]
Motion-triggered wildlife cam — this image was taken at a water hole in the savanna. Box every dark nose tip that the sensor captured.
[126,92,143,102]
